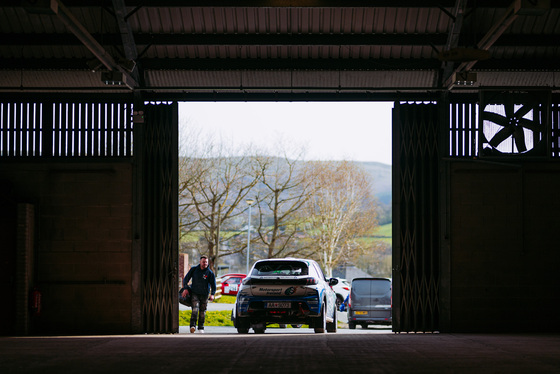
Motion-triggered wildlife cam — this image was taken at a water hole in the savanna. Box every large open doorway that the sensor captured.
[177,101,393,332]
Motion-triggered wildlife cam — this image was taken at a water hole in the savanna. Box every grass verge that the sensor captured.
[216,295,236,304]
[180,310,234,327]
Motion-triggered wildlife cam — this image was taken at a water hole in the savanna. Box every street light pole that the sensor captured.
[246,199,254,274]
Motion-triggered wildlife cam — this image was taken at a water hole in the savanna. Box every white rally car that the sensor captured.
[232,258,339,334]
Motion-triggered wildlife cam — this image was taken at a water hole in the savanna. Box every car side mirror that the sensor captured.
[329,278,339,286]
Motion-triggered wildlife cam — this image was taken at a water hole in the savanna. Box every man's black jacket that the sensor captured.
[183,264,217,296]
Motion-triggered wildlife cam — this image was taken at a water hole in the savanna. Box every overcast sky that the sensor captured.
[179,101,393,165]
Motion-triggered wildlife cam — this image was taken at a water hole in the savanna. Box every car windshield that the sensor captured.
[252,261,308,276]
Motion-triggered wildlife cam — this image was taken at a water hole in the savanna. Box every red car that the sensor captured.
[220,274,247,296]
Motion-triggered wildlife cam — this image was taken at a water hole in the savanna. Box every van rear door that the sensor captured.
[351,278,391,310]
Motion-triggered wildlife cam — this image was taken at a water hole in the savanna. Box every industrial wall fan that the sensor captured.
[479,91,550,157]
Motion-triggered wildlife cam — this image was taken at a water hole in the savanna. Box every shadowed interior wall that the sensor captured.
[449,162,560,332]
[0,181,17,335]
[0,162,133,334]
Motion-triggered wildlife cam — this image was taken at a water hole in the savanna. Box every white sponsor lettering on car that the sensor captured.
[256,287,283,295]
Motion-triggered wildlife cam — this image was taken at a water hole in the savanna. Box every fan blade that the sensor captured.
[519,117,544,133]
[482,111,508,126]
[504,95,515,119]
[515,102,534,119]
[489,126,514,148]
[513,127,527,153]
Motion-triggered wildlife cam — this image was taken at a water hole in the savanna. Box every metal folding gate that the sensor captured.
[136,103,179,333]
[392,102,441,333]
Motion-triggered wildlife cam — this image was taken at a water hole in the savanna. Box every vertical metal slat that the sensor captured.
[457,103,464,156]
[450,103,457,157]
[100,103,107,157]
[60,103,68,157]
[22,103,29,156]
[52,103,58,156]
[125,103,132,156]
[113,104,120,157]
[1,103,7,156]
[14,103,21,157]
[80,103,87,156]
[119,103,125,157]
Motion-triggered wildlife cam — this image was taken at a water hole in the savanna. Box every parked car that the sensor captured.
[220,274,246,296]
[218,273,246,285]
[347,277,392,329]
[332,277,351,308]
[232,258,339,334]
[219,273,246,281]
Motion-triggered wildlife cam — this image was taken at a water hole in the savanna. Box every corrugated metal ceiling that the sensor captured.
[1,1,559,98]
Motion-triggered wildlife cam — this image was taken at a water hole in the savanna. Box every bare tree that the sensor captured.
[250,152,316,259]
[354,240,392,278]
[302,160,379,276]
[179,131,258,271]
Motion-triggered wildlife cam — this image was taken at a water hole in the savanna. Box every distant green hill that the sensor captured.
[373,223,392,245]
[357,161,391,205]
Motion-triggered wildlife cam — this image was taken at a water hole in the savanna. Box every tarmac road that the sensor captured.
[1,300,558,374]
[2,331,559,373]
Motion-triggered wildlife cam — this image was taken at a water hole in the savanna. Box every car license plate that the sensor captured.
[354,311,368,315]
[266,302,291,309]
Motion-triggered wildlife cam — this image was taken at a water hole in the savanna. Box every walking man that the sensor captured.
[182,255,217,333]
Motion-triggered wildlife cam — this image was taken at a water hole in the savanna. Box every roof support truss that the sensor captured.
[47,0,137,89]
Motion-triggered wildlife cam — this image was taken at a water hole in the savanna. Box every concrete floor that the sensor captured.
[1,328,559,373]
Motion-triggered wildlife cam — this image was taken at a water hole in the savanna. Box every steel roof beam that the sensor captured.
[5,33,558,48]
[111,0,142,87]
[48,0,137,89]
[444,0,550,88]
[0,1,463,8]
[3,56,559,71]
[112,0,138,61]
[7,0,560,7]
[1,33,448,46]
[437,0,469,88]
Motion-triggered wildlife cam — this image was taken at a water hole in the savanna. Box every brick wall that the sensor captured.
[179,253,189,287]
